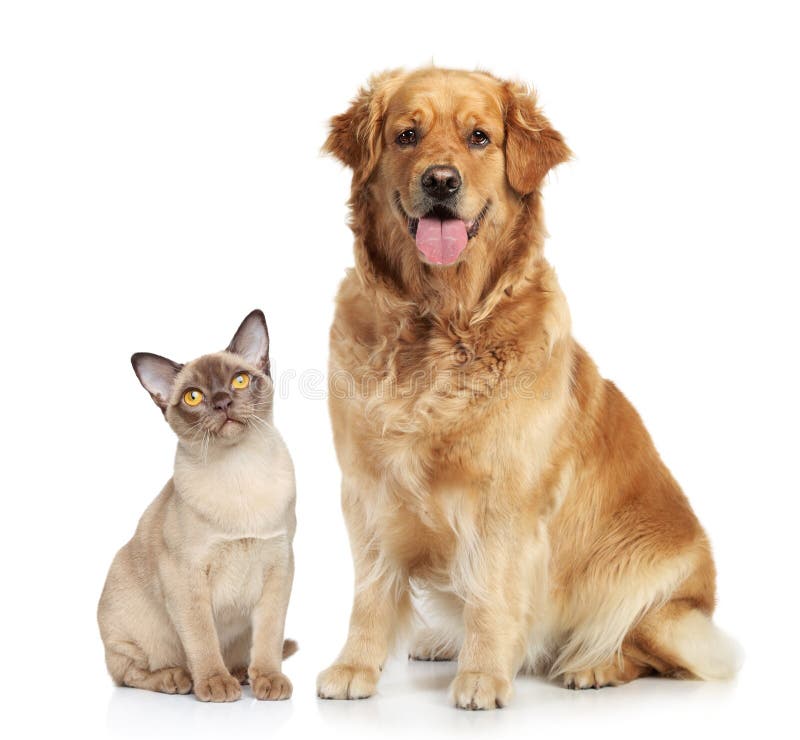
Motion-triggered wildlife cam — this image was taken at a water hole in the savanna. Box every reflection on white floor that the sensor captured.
[102,654,747,740]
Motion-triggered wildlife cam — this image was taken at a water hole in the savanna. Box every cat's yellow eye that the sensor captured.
[231,372,250,390]
[183,389,204,406]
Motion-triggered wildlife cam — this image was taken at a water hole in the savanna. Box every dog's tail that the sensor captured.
[282,639,299,660]
[661,609,743,680]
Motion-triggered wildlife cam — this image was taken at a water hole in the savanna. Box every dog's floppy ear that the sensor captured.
[324,69,405,185]
[504,82,571,195]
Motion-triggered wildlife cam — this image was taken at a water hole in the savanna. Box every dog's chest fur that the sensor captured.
[330,268,572,571]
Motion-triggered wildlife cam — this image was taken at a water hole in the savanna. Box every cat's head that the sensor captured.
[131,310,274,447]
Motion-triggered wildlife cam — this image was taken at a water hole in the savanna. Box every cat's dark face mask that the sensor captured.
[166,353,273,445]
[132,309,274,449]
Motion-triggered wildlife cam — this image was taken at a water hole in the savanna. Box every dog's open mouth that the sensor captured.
[395,195,489,266]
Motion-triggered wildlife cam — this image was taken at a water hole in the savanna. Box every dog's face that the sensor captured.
[381,72,505,265]
[326,68,570,267]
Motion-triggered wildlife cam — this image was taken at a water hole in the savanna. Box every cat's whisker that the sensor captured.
[241,413,273,442]
[187,421,206,441]
[247,424,273,447]
[248,415,274,433]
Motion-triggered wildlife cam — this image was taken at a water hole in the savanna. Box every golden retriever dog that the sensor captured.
[317,67,741,709]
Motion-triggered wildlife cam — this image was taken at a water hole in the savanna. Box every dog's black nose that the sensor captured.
[421,165,461,200]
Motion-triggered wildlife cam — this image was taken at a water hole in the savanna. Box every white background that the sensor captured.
[1,1,798,738]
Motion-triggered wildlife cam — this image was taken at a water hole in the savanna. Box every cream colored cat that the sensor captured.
[98,310,297,702]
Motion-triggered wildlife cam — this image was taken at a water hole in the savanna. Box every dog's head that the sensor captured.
[325,67,570,267]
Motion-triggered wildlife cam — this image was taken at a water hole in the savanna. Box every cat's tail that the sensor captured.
[282,639,299,660]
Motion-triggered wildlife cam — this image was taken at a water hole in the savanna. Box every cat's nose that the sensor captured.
[213,393,232,412]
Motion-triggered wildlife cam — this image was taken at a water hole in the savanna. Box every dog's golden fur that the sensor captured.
[317,67,740,709]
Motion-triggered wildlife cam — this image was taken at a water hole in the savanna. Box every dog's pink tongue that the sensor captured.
[415,217,468,265]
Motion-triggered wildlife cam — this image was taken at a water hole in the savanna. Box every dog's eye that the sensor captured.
[396,129,417,147]
[469,130,490,147]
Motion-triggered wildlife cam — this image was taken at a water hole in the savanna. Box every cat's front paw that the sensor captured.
[193,671,242,702]
[317,663,379,699]
[249,668,292,700]
[450,671,511,710]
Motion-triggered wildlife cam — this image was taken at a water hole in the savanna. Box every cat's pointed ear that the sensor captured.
[131,353,183,412]
[227,309,270,375]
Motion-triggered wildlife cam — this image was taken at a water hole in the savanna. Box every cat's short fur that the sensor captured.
[98,310,297,702]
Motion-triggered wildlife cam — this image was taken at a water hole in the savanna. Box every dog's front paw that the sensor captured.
[249,668,292,700]
[317,663,379,699]
[193,671,242,702]
[450,671,511,710]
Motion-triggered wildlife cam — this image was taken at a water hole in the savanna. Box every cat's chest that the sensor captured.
[205,537,282,612]
[175,437,295,538]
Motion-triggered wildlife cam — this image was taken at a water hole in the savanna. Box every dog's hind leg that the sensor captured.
[409,626,461,662]
[560,599,741,689]
[409,590,463,661]
[561,651,652,689]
